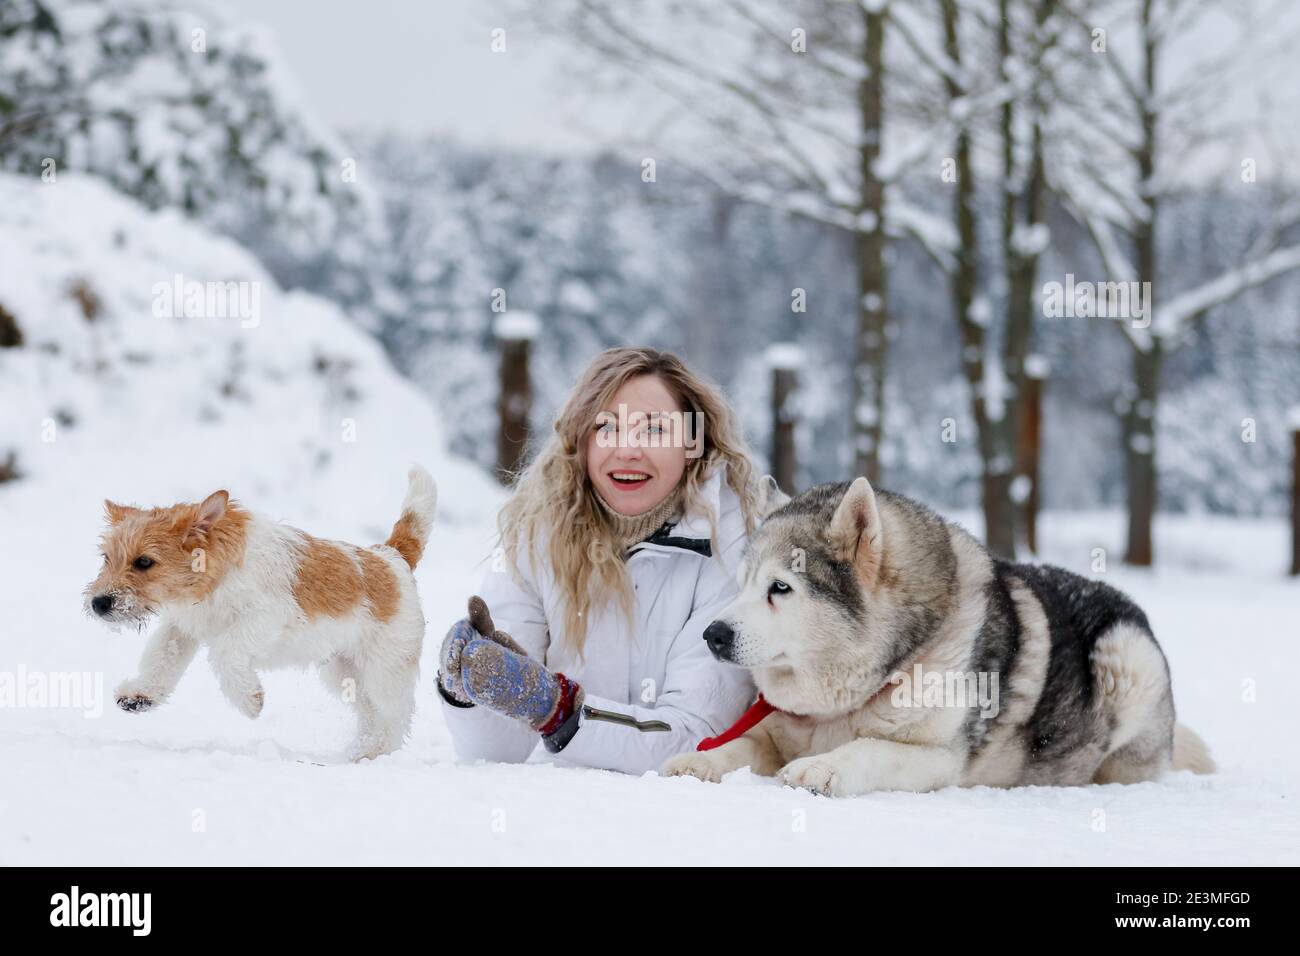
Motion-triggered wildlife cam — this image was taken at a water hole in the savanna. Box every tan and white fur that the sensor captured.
[662,477,1214,796]
[84,466,437,760]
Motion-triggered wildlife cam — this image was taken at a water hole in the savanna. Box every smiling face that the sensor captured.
[585,374,689,515]
[84,492,246,628]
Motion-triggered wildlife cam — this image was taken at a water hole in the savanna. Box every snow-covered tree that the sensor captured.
[512,0,977,484]
[0,0,384,320]
[1053,0,1300,564]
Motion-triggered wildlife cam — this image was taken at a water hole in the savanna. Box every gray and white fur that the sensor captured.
[661,477,1215,796]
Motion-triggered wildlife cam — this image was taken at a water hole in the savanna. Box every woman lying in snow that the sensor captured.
[436,346,778,773]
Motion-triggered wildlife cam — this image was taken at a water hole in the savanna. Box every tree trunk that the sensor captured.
[495,336,532,485]
[771,363,798,496]
[946,0,1014,558]
[1291,427,1300,576]
[852,7,888,484]
[1002,0,1055,558]
[1123,340,1160,565]
[1016,372,1043,554]
[1125,2,1159,567]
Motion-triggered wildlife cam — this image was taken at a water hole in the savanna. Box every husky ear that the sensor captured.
[828,477,883,586]
[185,490,229,543]
[755,474,791,521]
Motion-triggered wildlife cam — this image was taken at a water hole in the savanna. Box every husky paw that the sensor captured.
[660,752,727,783]
[237,689,264,720]
[778,756,845,796]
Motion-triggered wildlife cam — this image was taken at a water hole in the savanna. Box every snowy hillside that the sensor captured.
[1,174,1297,865]
[0,172,493,522]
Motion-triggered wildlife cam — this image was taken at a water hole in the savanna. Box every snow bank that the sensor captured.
[0,172,497,532]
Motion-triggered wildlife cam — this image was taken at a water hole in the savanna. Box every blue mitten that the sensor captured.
[438,596,531,706]
[460,638,583,737]
[437,618,479,706]
[438,597,584,749]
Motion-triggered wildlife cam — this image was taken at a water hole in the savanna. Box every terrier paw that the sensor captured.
[660,752,726,783]
[116,692,156,713]
[347,738,397,763]
[114,680,156,713]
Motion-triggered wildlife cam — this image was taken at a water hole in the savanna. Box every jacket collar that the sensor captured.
[628,465,724,558]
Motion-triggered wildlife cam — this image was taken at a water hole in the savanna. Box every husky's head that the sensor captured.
[705,477,954,717]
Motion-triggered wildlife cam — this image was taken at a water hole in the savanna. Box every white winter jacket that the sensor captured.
[440,466,757,775]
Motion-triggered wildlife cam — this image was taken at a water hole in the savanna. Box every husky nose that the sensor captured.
[92,594,114,616]
[703,620,735,658]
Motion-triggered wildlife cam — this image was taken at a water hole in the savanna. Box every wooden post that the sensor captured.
[766,344,803,495]
[494,313,538,486]
[0,301,22,348]
[1016,357,1047,555]
[1291,412,1300,576]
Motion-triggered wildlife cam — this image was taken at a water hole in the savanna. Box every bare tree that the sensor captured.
[1056,0,1300,565]
[892,0,1069,557]
[514,0,963,484]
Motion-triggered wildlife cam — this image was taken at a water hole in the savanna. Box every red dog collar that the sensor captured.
[696,694,778,751]
[696,675,902,752]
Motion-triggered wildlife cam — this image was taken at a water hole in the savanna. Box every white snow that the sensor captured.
[558,279,599,315]
[1129,433,1155,455]
[1010,222,1052,258]
[1,174,1296,867]
[1152,244,1300,339]
[1024,353,1051,379]
[494,311,542,341]
[980,348,1008,422]
[764,343,805,371]
[967,295,993,328]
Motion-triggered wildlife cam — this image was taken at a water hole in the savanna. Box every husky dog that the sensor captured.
[661,478,1214,796]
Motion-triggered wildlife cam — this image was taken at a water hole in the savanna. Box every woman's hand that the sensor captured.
[439,596,530,706]
[459,638,582,734]
[437,617,479,706]
[444,597,584,742]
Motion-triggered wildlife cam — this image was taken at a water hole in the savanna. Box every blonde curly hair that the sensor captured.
[498,347,761,654]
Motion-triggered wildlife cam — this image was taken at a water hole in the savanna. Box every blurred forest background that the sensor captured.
[2,0,1299,568]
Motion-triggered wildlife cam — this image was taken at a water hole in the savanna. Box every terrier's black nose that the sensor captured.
[703,620,735,659]
[92,594,114,616]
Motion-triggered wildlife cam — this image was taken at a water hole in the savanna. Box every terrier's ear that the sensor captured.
[104,500,132,524]
[828,477,884,587]
[186,490,229,543]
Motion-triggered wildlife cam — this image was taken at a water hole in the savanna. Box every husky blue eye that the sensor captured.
[769,580,791,596]
[133,556,154,571]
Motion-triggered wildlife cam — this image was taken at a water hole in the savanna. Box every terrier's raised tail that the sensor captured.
[385,465,438,569]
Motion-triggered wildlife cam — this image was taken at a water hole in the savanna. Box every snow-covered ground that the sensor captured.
[2,176,1297,866]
